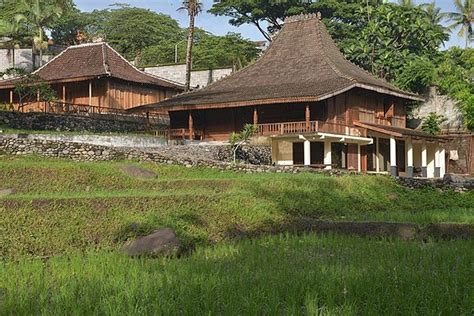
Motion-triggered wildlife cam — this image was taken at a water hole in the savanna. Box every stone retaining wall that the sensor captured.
[0,111,164,133]
[397,175,474,192]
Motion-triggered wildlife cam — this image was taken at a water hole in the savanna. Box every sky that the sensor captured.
[75,0,466,48]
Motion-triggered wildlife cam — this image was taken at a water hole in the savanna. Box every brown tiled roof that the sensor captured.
[354,121,448,140]
[0,43,183,90]
[138,13,422,112]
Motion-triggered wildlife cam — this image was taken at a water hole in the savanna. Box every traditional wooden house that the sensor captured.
[133,13,447,178]
[0,42,183,114]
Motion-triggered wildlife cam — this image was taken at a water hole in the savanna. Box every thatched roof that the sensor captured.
[0,43,183,90]
[133,13,422,112]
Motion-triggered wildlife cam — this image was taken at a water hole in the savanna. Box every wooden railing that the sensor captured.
[13,101,169,126]
[257,120,364,137]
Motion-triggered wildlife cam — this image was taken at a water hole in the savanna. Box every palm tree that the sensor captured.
[397,0,417,7]
[0,15,26,68]
[19,0,64,68]
[443,0,473,48]
[179,0,203,92]
[421,2,443,24]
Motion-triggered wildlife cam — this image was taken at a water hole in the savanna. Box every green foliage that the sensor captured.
[435,47,474,130]
[229,123,257,146]
[14,74,57,109]
[1,234,472,314]
[442,0,473,48]
[395,57,436,94]
[421,112,447,135]
[0,157,472,258]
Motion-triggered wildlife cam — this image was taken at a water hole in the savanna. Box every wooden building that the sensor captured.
[0,43,183,114]
[133,13,447,178]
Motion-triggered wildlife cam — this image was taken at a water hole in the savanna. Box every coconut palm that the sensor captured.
[0,14,26,68]
[179,0,203,92]
[19,0,65,68]
[397,0,417,7]
[443,0,473,48]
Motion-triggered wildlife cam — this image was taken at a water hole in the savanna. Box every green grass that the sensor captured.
[1,233,472,315]
[1,155,473,259]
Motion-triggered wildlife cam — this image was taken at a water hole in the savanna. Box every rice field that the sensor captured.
[1,233,472,315]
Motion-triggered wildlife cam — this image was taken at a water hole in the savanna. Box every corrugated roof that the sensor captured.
[0,43,184,90]
[139,13,422,111]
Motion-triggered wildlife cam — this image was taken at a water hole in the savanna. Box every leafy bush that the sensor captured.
[421,112,447,135]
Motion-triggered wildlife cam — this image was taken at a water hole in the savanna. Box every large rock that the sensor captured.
[122,228,181,257]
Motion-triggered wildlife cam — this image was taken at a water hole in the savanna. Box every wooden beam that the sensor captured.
[305,105,310,130]
[88,81,92,106]
[188,111,194,140]
[253,107,258,125]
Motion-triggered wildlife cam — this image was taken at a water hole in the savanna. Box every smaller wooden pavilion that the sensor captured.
[132,13,447,178]
[0,43,183,114]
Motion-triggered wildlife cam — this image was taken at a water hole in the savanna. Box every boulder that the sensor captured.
[0,188,15,197]
[122,228,181,257]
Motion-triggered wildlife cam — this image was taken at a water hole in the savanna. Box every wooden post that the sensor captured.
[9,89,13,104]
[188,111,194,140]
[88,81,92,106]
[305,105,310,131]
[253,107,258,126]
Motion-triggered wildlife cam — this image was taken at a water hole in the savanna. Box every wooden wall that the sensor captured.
[0,77,179,113]
[169,89,410,141]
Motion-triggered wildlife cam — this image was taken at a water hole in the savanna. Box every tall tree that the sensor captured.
[397,0,416,7]
[210,0,310,41]
[443,0,473,48]
[0,14,26,68]
[179,0,202,92]
[18,0,67,67]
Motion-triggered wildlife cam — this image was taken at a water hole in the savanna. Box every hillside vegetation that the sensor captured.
[1,156,472,259]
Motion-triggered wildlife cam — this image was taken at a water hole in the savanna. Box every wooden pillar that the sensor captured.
[9,89,13,104]
[88,80,92,106]
[305,105,310,130]
[253,107,258,126]
[357,144,361,172]
[188,111,194,140]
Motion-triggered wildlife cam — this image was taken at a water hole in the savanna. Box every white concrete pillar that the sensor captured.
[406,137,414,177]
[440,147,446,178]
[375,137,380,172]
[390,137,397,176]
[341,146,346,169]
[304,140,311,166]
[324,141,332,169]
[357,144,361,172]
[434,144,441,178]
[421,140,428,178]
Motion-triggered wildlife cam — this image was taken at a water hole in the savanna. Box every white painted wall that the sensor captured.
[0,48,52,73]
[144,64,233,89]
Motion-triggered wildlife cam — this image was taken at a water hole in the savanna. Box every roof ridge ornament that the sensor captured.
[284,12,321,24]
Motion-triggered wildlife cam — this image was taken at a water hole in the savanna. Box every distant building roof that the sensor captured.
[137,13,422,112]
[0,42,184,90]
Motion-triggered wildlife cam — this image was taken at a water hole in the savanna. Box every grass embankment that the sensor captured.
[1,234,472,315]
[0,156,473,259]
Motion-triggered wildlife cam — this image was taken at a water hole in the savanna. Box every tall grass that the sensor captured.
[1,234,472,315]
